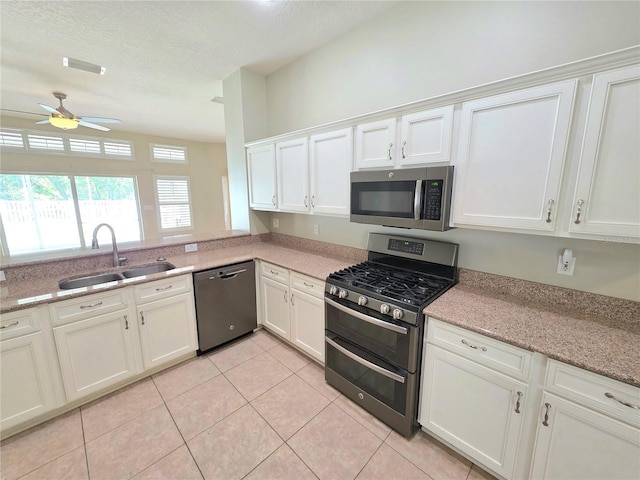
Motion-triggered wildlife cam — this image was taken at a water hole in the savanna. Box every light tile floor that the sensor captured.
[1,329,497,480]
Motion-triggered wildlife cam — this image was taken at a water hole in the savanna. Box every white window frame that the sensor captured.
[150,143,188,164]
[153,175,193,232]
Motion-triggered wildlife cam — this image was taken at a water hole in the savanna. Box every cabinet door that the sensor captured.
[399,106,453,166]
[54,310,138,402]
[452,81,576,231]
[420,344,527,479]
[261,276,290,339]
[309,128,353,216]
[247,144,277,210]
[569,65,640,238]
[354,118,396,169]
[137,293,197,370]
[290,289,325,363]
[1,332,57,430]
[277,137,309,213]
[530,392,640,480]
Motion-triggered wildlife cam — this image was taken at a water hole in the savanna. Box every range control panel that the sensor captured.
[388,239,424,256]
[424,180,443,220]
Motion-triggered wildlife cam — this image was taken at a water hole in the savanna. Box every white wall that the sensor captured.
[260,1,640,301]
[266,1,640,135]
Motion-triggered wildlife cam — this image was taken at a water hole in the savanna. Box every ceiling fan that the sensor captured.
[35,92,121,131]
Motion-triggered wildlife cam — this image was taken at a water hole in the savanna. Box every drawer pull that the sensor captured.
[1,321,19,329]
[605,392,640,410]
[515,391,523,414]
[574,199,584,224]
[80,301,103,309]
[155,285,173,292]
[545,199,555,223]
[141,311,145,325]
[461,339,487,351]
[303,281,314,288]
[270,269,279,275]
[542,403,551,426]
[291,293,295,306]
[124,315,129,330]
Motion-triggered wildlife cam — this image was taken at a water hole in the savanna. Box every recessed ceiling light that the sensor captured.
[63,57,106,75]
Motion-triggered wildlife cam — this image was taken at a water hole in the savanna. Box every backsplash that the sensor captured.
[268,233,367,263]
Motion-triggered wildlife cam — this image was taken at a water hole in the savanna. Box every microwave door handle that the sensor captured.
[325,298,408,335]
[414,180,423,220]
[326,337,406,383]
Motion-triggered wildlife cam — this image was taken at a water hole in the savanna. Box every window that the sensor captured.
[0,174,141,256]
[151,144,187,163]
[0,129,25,149]
[154,176,192,231]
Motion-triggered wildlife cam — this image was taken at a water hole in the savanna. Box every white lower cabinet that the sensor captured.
[0,306,61,431]
[259,262,325,363]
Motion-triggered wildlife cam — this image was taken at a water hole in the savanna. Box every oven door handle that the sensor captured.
[326,337,406,384]
[414,180,423,220]
[325,298,408,335]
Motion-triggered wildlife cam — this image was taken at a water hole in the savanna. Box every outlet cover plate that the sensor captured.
[272,218,279,229]
[185,243,198,253]
[557,256,576,275]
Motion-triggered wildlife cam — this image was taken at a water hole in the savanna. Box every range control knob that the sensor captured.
[357,296,368,306]
[380,304,390,315]
[338,289,348,299]
[329,286,338,296]
[392,309,404,320]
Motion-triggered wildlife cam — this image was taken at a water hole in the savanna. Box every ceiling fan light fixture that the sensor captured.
[63,57,106,75]
[49,116,78,130]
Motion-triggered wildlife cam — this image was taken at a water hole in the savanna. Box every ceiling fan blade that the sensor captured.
[1,108,48,117]
[35,120,50,124]
[78,116,122,124]
[38,103,59,115]
[78,120,110,131]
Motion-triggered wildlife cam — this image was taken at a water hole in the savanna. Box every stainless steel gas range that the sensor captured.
[324,233,459,436]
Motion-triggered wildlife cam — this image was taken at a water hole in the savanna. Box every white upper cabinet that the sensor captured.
[309,128,353,216]
[355,118,396,169]
[355,107,454,170]
[247,144,277,211]
[452,81,576,231]
[569,65,640,238]
[399,106,454,166]
[277,138,309,213]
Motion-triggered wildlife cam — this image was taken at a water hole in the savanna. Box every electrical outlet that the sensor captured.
[313,224,319,235]
[556,255,576,275]
[185,243,198,253]
[272,218,279,229]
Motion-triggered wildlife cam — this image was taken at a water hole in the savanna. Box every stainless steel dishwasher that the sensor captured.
[193,260,257,354]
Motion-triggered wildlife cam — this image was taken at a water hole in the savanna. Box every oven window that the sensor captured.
[326,336,408,412]
[351,181,419,218]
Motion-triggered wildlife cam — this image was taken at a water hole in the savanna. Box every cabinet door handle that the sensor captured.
[291,293,295,305]
[141,311,145,325]
[304,196,308,208]
[270,269,279,275]
[574,199,585,224]
[542,402,551,426]
[515,391,523,413]
[388,142,393,160]
[311,195,315,208]
[0,321,19,329]
[605,392,640,410]
[156,285,173,292]
[283,291,287,303]
[545,199,555,223]
[124,315,129,330]
[401,140,406,159]
[461,339,487,351]
[272,195,276,207]
[80,301,103,309]
[303,281,314,288]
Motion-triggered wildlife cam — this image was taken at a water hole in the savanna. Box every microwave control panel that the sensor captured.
[424,180,443,220]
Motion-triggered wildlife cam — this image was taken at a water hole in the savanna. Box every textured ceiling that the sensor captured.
[0,1,397,143]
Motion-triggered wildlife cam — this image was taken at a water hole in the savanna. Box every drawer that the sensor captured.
[133,274,193,304]
[545,359,640,427]
[427,318,532,381]
[51,289,129,326]
[261,261,289,285]
[290,272,324,299]
[0,308,41,340]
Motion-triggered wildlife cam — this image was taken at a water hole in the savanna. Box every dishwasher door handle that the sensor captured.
[209,268,247,280]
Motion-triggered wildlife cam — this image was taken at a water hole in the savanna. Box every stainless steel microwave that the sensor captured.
[350,166,454,231]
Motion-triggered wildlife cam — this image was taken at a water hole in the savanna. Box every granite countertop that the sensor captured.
[424,284,640,388]
[0,242,354,313]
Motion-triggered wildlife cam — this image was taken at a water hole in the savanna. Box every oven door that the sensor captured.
[325,296,421,372]
[325,332,418,436]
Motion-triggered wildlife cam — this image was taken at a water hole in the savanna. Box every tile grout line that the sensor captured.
[79,407,91,480]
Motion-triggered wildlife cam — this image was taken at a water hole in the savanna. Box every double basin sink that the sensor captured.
[59,262,175,290]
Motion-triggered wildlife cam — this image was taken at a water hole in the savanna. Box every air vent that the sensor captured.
[63,57,106,75]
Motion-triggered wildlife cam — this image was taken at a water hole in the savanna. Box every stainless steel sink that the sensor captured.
[121,262,175,278]
[58,262,175,289]
[59,273,124,290]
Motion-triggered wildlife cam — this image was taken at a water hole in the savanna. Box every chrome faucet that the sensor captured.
[91,223,127,267]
